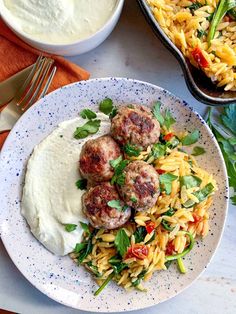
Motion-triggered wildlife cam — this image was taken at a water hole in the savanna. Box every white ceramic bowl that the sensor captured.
[0,0,124,56]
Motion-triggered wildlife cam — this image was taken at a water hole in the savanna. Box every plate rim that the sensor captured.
[0,77,229,312]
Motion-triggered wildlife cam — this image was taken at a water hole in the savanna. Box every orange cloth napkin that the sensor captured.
[0,19,90,149]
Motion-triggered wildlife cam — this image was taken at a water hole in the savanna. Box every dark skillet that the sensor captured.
[138,0,236,106]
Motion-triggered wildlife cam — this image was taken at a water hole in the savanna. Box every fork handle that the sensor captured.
[0,102,20,132]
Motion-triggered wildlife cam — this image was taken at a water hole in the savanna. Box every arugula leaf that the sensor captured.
[191,146,206,156]
[75,178,87,190]
[221,104,236,136]
[195,183,215,202]
[180,175,202,189]
[159,173,178,195]
[80,109,97,120]
[183,183,215,208]
[76,229,97,264]
[80,221,90,235]
[99,98,114,115]
[161,208,175,231]
[188,1,203,14]
[107,200,124,212]
[152,102,164,125]
[164,109,176,130]
[123,143,141,157]
[109,255,127,274]
[207,0,236,43]
[181,130,200,146]
[114,229,130,256]
[74,119,101,139]
[64,224,77,232]
[86,261,101,277]
[134,226,147,243]
[132,270,147,287]
[197,29,207,39]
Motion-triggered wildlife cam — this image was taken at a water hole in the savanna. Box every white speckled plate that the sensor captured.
[0,78,228,312]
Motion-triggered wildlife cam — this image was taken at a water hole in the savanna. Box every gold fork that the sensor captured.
[0,56,57,133]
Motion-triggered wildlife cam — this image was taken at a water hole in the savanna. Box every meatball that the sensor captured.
[110,104,160,149]
[79,135,122,182]
[82,182,131,229]
[117,160,160,211]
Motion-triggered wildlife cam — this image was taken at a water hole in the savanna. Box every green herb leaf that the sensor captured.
[159,173,178,195]
[132,270,147,287]
[99,98,114,115]
[110,158,129,186]
[107,199,123,211]
[151,143,166,159]
[231,195,236,205]
[130,196,137,203]
[197,29,207,39]
[110,156,123,168]
[76,229,97,264]
[152,102,164,125]
[163,109,176,130]
[194,183,215,202]
[114,229,130,256]
[221,104,236,136]
[74,242,87,253]
[181,130,200,146]
[64,224,77,232]
[191,146,206,156]
[207,0,236,43]
[166,136,180,149]
[180,175,202,189]
[74,119,101,139]
[123,143,141,157]
[161,208,175,231]
[80,109,97,120]
[188,1,203,14]
[80,221,90,235]
[86,261,101,277]
[75,178,87,190]
[109,255,127,274]
[134,226,147,243]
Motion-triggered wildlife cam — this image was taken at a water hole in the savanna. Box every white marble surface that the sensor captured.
[0,1,236,313]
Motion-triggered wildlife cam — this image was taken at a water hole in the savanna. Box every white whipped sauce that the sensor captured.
[1,0,117,44]
[21,113,110,255]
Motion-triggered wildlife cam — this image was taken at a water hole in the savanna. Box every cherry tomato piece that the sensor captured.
[163,133,174,141]
[145,221,156,234]
[157,169,166,175]
[166,242,175,255]
[126,244,149,260]
[191,47,209,68]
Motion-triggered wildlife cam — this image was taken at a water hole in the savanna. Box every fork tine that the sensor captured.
[13,55,43,102]
[22,59,54,110]
[17,57,48,108]
[39,66,57,98]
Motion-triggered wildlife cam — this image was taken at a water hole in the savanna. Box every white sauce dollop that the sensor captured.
[21,113,110,255]
[1,0,117,44]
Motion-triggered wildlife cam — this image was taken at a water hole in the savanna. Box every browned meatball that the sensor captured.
[110,104,160,149]
[82,182,131,229]
[117,160,160,211]
[79,135,122,182]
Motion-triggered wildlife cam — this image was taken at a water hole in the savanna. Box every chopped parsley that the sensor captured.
[159,173,178,194]
[107,199,127,212]
[99,98,114,115]
[114,229,130,257]
[123,143,141,157]
[64,224,77,232]
[75,178,87,190]
[110,157,129,186]
[74,119,101,139]
[181,130,200,146]
[80,109,97,120]
[191,146,206,156]
[152,102,176,130]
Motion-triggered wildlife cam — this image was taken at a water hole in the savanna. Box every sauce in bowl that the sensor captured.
[1,0,118,44]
